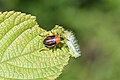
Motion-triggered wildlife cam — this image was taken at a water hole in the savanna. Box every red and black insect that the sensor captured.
[43,33,64,48]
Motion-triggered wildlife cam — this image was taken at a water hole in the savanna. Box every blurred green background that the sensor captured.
[0,0,120,80]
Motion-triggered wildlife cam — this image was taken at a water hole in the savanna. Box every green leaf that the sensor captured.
[0,11,72,80]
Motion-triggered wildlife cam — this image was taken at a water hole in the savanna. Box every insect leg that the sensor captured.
[39,48,49,52]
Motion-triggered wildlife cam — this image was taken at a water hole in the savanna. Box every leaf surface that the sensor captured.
[0,11,70,80]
